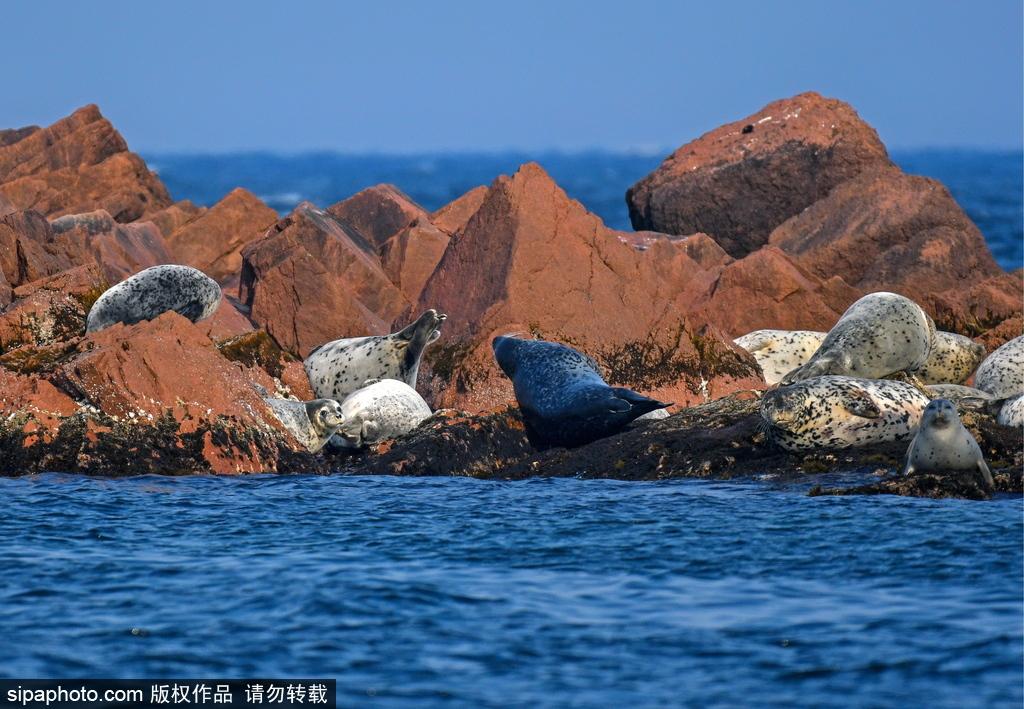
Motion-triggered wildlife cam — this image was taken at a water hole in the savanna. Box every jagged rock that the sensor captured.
[326,184,427,250]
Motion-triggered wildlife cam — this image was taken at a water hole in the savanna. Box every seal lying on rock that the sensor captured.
[305,309,446,401]
[781,292,934,384]
[974,335,1024,400]
[86,264,222,333]
[903,399,993,488]
[733,329,826,385]
[924,384,995,411]
[331,379,432,450]
[997,395,1024,428]
[492,335,670,448]
[264,397,346,453]
[912,331,986,385]
[761,375,930,451]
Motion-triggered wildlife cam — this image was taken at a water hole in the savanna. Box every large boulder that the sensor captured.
[239,202,409,356]
[0,105,171,221]
[164,187,278,287]
[626,92,892,257]
[380,217,450,302]
[413,163,762,412]
[430,185,488,235]
[49,210,172,282]
[0,210,74,292]
[326,184,427,251]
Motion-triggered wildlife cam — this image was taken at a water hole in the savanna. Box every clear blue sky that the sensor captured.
[4,0,1022,153]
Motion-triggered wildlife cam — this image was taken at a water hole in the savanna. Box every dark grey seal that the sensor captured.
[86,264,222,333]
[492,335,670,448]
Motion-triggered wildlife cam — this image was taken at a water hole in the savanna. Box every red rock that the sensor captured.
[0,126,38,149]
[0,210,73,288]
[239,202,409,356]
[768,166,1021,330]
[326,184,427,250]
[0,191,14,217]
[626,92,892,257]
[0,289,88,353]
[196,299,255,341]
[974,315,1023,352]
[0,368,78,435]
[49,209,171,282]
[0,105,171,221]
[413,163,762,412]
[12,263,107,301]
[380,217,450,302]
[164,188,278,286]
[430,185,488,234]
[147,200,206,239]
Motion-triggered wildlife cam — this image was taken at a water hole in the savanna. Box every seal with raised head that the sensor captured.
[974,335,1024,400]
[492,335,671,448]
[264,397,346,453]
[331,378,433,449]
[781,292,935,384]
[903,398,993,488]
[733,329,827,385]
[86,264,222,333]
[305,309,446,401]
[912,331,986,385]
[761,375,931,451]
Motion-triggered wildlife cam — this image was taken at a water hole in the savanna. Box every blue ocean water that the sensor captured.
[1,474,1021,708]
[145,149,1024,271]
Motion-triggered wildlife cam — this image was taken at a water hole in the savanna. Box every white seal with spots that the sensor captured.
[305,310,446,402]
[332,379,432,449]
[733,329,827,385]
[86,264,222,333]
[781,292,935,384]
[761,375,931,451]
[264,398,346,453]
[997,394,1024,428]
[912,331,986,384]
[903,398,993,488]
[974,335,1024,400]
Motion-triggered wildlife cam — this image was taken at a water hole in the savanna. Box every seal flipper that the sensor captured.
[977,459,994,489]
[611,387,672,417]
[838,389,881,419]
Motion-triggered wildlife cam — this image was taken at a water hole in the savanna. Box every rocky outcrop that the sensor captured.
[326,184,427,250]
[147,200,206,241]
[380,217,450,302]
[430,185,488,234]
[164,188,278,287]
[49,210,171,282]
[0,210,73,294]
[0,105,171,221]
[239,202,409,357]
[627,92,892,257]
[413,163,763,412]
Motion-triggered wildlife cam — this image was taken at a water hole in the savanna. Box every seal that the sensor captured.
[760,375,930,451]
[492,335,671,448]
[86,264,222,333]
[997,394,1024,428]
[264,397,346,453]
[331,378,433,449]
[780,292,935,384]
[903,398,993,488]
[924,384,996,410]
[974,335,1024,400]
[733,329,826,385]
[305,309,446,402]
[912,331,986,384]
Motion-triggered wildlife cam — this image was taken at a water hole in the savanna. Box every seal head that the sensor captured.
[492,335,670,449]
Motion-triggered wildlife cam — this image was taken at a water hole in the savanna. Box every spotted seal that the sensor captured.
[305,309,446,401]
[924,384,996,411]
[761,375,930,451]
[264,397,346,453]
[912,331,986,384]
[781,292,935,384]
[492,335,670,448]
[997,395,1024,428]
[85,264,222,333]
[330,378,433,449]
[903,399,993,488]
[974,335,1024,400]
[733,329,826,385]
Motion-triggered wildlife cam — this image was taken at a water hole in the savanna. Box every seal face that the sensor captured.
[974,335,1024,400]
[903,398,993,487]
[912,331,986,385]
[263,397,345,453]
[733,329,826,385]
[492,335,670,448]
[85,264,222,333]
[997,394,1024,428]
[305,309,446,402]
[332,378,433,449]
[781,292,935,384]
[761,375,930,451]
